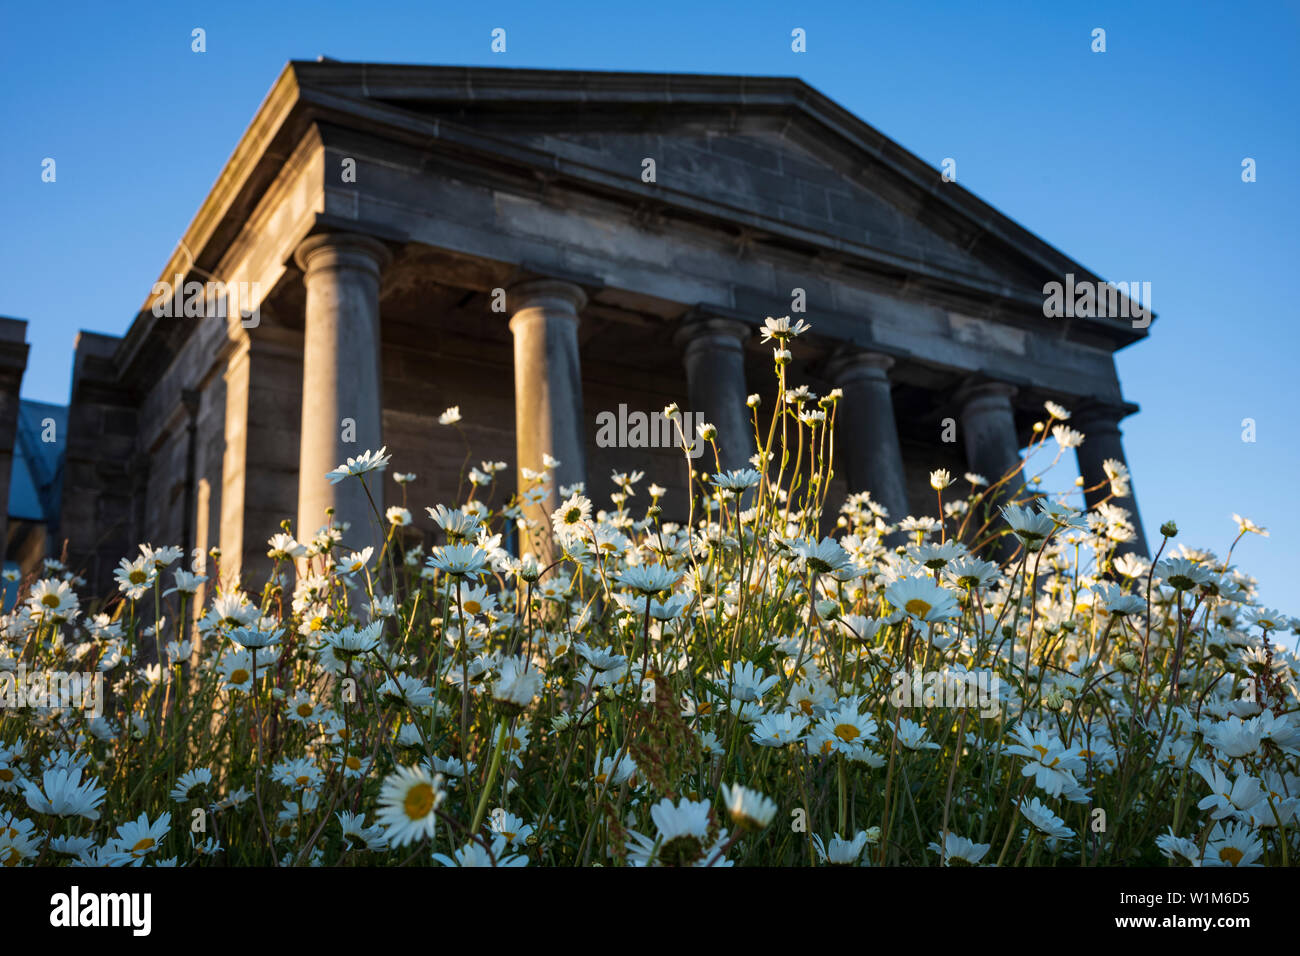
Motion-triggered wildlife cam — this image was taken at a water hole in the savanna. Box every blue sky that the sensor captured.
[1,0,1296,611]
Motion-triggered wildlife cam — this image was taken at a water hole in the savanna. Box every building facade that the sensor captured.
[8,62,1151,597]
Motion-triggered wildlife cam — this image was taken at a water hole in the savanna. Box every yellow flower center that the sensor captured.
[564,507,582,524]
[905,598,932,617]
[296,775,310,786]
[1032,744,1049,759]
[0,768,13,782]
[464,600,481,615]
[230,668,249,685]
[296,703,314,718]
[346,756,361,771]
[1218,846,1244,866]
[834,723,860,743]
[404,782,434,819]
[41,593,61,608]
[131,837,155,854]
[130,570,147,585]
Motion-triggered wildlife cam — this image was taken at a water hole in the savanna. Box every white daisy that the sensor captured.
[376,766,446,847]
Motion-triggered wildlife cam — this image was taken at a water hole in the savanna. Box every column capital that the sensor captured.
[673,316,751,353]
[293,232,391,278]
[955,379,1018,410]
[507,278,588,317]
[1072,399,1135,431]
[825,349,895,385]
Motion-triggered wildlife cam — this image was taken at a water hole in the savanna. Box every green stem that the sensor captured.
[469,718,509,837]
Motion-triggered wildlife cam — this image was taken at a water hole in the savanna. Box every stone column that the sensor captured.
[826,351,910,528]
[293,233,390,553]
[958,381,1028,557]
[674,317,754,474]
[1073,401,1149,557]
[508,280,588,544]
[958,382,1027,490]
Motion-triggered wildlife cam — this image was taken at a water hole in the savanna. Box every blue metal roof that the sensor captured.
[9,400,66,524]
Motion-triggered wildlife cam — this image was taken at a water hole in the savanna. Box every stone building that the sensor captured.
[6,62,1151,598]
[0,320,67,605]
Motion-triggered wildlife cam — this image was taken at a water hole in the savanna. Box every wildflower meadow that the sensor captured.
[2,316,1295,869]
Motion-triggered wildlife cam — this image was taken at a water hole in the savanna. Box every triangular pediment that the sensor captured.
[289,62,1112,311]
[492,123,1007,287]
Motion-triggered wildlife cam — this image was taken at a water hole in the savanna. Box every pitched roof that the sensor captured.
[114,62,1150,378]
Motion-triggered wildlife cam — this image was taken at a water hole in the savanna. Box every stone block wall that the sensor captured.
[61,332,138,597]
